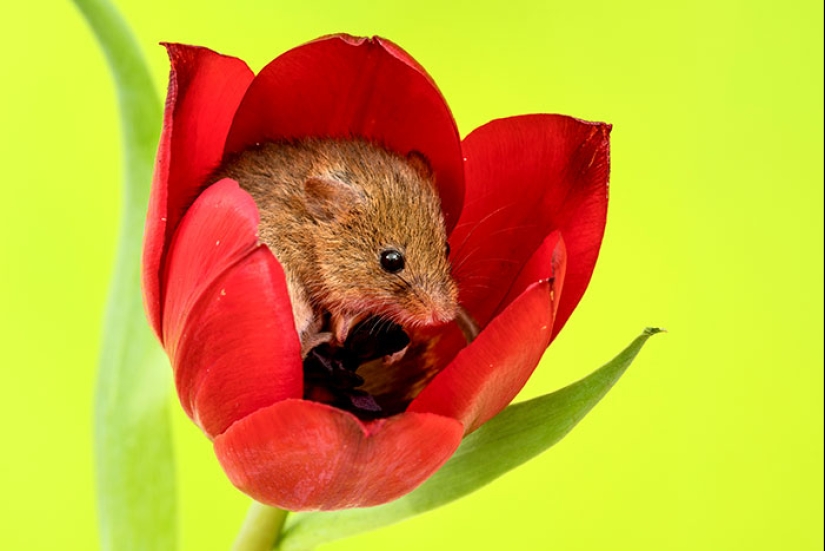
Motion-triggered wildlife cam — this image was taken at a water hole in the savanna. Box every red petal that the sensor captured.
[402,232,567,401]
[213,400,463,510]
[162,179,301,437]
[451,115,609,337]
[143,44,254,338]
[408,279,560,434]
[495,231,567,321]
[162,179,260,355]
[223,34,464,231]
[180,249,303,438]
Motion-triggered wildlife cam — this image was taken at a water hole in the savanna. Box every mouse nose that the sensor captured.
[420,280,459,325]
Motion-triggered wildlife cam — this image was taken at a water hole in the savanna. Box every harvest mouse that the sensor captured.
[213,138,460,357]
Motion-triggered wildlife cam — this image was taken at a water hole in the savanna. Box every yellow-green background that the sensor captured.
[1,0,821,549]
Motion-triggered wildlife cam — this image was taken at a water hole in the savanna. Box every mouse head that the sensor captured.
[302,140,459,343]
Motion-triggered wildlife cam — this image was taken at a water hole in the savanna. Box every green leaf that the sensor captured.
[71,1,174,549]
[279,328,663,551]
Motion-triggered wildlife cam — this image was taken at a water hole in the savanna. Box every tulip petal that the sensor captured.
[452,114,610,337]
[409,278,560,434]
[280,329,663,551]
[370,232,566,413]
[161,178,261,346]
[495,230,567,321]
[162,179,302,436]
[223,34,464,231]
[175,247,303,438]
[213,400,464,511]
[143,44,254,337]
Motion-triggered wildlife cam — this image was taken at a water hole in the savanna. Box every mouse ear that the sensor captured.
[406,150,434,181]
[303,176,365,222]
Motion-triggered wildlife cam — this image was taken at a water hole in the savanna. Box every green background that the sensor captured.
[1,0,822,549]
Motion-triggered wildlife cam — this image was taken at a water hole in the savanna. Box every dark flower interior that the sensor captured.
[303,316,464,419]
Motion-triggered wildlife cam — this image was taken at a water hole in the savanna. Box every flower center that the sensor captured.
[302,316,411,418]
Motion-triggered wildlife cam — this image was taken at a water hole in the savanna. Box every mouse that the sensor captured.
[212,137,460,357]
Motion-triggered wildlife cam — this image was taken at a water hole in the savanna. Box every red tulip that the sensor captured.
[142,34,610,511]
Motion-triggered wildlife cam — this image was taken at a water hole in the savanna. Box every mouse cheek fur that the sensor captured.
[311,259,376,313]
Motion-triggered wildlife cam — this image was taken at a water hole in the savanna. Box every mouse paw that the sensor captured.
[300,331,335,358]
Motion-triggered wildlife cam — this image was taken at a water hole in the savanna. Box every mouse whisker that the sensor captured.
[370,315,390,338]
[450,201,521,259]
[453,256,524,278]
[450,196,520,231]
[450,219,542,281]
[451,243,503,276]
[480,222,542,240]
[452,275,501,295]
[394,273,414,289]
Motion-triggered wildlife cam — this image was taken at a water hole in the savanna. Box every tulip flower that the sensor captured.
[142,34,610,512]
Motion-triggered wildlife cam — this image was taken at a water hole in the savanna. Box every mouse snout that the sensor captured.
[414,279,459,326]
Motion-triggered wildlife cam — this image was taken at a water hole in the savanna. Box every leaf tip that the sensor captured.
[643,327,666,336]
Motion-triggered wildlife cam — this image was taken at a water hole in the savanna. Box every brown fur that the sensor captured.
[212,138,458,349]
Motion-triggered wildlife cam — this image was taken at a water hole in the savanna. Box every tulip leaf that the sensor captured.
[71,1,174,550]
[279,328,662,551]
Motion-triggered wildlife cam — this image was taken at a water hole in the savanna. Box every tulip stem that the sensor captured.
[232,501,289,551]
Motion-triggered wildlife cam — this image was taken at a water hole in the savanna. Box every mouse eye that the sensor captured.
[445,242,451,258]
[379,249,405,273]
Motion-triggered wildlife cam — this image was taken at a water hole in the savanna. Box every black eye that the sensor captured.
[445,242,451,258]
[380,249,405,273]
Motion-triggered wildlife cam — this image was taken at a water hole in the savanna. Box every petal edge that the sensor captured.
[143,44,254,337]
[409,278,560,434]
[223,35,465,231]
[214,400,463,510]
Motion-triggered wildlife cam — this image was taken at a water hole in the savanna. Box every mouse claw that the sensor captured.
[383,344,409,366]
[330,311,369,346]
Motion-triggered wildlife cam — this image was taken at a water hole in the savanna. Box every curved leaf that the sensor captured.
[279,328,663,551]
[70,0,174,549]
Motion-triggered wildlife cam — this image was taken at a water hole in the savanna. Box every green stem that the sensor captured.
[233,502,290,551]
[71,0,173,550]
